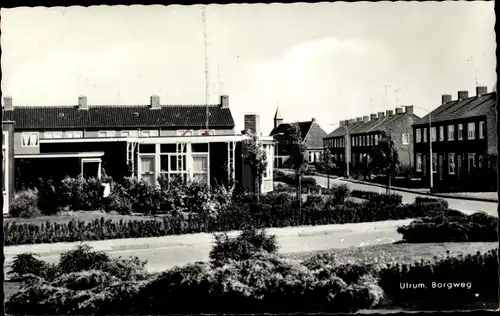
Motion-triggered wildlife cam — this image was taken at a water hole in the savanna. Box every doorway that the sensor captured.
[81,158,102,180]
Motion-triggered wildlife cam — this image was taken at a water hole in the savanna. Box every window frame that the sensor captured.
[458,124,463,140]
[448,153,455,174]
[402,133,409,145]
[423,128,427,142]
[21,132,40,148]
[479,121,485,139]
[416,153,422,172]
[467,122,475,140]
[447,125,455,141]
[431,127,437,142]
[432,153,437,173]
[439,126,444,141]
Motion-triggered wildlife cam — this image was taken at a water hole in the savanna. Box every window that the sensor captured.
[439,126,444,141]
[468,153,476,173]
[74,131,83,138]
[478,155,484,168]
[448,153,455,174]
[448,125,455,141]
[375,134,380,145]
[129,130,139,137]
[44,132,53,139]
[106,131,116,137]
[416,153,422,172]
[141,130,158,138]
[423,128,427,142]
[53,132,63,139]
[98,132,106,138]
[21,132,39,147]
[402,133,409,145]
[431,127,437,142]
[458,124,463,140]
[467,122,475,140]
[432,153,437,173]
[479,121,485,139]
[263,144,273,179]
[121,131,129,137]
[192,155,208,183]
[416,129,421,143]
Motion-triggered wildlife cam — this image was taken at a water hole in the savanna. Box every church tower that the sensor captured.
[273,107,284,129]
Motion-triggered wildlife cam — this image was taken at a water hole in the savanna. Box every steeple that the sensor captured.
[273,106,284,128]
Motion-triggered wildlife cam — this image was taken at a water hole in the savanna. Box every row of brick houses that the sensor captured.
[323,105,419,176]
[413,87,497,191]
[322,85,497,191]
[1,95,275,213]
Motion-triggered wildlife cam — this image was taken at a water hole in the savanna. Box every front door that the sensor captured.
[192,155,209,184]
[81,158,102,180]
[2,131,8,214]
[139,156,156,185]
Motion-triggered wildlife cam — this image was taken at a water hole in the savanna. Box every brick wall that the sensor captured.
[244,114,261,136]
[387,114,418,167]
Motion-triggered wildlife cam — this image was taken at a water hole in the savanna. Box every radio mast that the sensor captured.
[202,6,210,131]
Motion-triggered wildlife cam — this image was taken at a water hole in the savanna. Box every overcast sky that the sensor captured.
[1,2,496,134]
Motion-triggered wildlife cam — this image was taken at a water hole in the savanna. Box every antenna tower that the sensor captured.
[202,6,210,130]
[395,89,401,107]
[381,84,391,107]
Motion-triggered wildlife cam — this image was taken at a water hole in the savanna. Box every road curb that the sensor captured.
[339,178,498,203]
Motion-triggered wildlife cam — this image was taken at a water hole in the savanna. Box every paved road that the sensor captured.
[314,176,498,217]
[4,219,411,273]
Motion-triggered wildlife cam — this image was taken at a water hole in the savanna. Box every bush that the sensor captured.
[210,227,278,267]
[397,212,498,243]
[7,253,60,281]
[37,178,59,215]
[58,176,104,211]
[415,196,449,211]
[9,189,41,218]
[105,183,133,214]
[329,184,351,204]
[378,248,498,309]
[122,177,162,215]
[351,190,402,206]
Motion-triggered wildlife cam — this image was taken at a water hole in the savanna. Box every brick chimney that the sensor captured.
[363,115,370,123]
[340,120,346,126]
[386,110,394,116]
[220,95,229,108]
[149,95,160,109]
[457,91,469,101]
[311,117,316,123]
[395,107,404,114]
[377,111,385,118]
[349,118,356,124]
[476,86,488,96]
[404,106,414,114]
[356,117,363,122]
[442,94,452,104]
[78,96,88,110]
[244,114,261,136]
[3,97,13,111]
[370,113,378,120]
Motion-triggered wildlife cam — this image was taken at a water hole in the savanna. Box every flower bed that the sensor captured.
[397,211,498,243]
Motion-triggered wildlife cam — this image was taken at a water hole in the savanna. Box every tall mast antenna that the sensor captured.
[395,88,401,107]
[381,84,391,107]
[202,6,210,130]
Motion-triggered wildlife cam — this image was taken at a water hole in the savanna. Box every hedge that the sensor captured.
[5,198,455,246]
[6,243,498,313]
[350,190,403,205]
[397,211,498,243]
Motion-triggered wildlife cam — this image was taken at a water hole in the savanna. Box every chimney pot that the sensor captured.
[244,114,261,136]
[363,115,370,123]
[441,94,452,105]
[457,90,469,100]
[150,95,160,109]
[377,112,385,118]
[404,105,414,114]
[220,95,229,108]
[370,113,378,120]
[386,110,394,116]
[395,107,404,114]
[3,97,13,111]
[311,117,316,122]
[356,117,363,122]
[78,96,88,110]
[476,86,488,96]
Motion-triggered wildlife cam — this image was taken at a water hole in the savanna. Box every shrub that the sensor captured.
[397,212,498,243]
[329,184,351,204]
[58,244,112,274]
[58,176,104,211]
[37,178,59,215]
[350,190,402,206]
[415,196,449,211]
[105,183,133,214]
[7,253,60,281]
[210,227,278,267]
[9,189,41,218]
[303,194,325,210]
[122,177,162,214]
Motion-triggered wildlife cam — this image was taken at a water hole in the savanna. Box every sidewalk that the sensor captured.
[338,177,498,203]
[4,219,412,258]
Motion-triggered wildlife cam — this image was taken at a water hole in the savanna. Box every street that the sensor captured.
[313,176,498,217]
[4,219,412,273]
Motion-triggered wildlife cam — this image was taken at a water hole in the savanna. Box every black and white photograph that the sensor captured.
[1,1,498,314]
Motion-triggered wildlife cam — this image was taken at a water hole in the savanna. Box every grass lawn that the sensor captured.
[4,211,165,225]
[436,192,498,201]
[285,241,498,264]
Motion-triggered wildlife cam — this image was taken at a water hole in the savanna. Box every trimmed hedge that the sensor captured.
[350,190,403,206]
[5,198,452,246]
[397,211,498,243]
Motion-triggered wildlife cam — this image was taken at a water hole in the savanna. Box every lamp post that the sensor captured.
[412,105,433,193]
[328,124,350,179]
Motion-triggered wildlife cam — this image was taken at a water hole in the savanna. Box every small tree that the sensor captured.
[242,130,268,202]
[369,131,400,194]
[284,123,308,201]
[320,149,335,189]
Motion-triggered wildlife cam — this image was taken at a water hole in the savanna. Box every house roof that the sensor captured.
[1,105,235,130]
[414,92,496,125]
[269,120,327,149]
